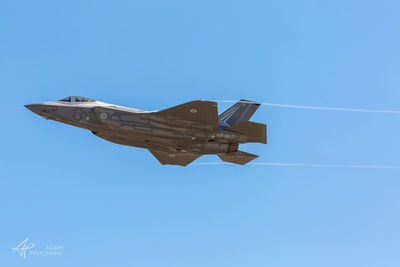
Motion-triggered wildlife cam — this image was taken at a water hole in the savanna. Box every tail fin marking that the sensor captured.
[218,99,260,127]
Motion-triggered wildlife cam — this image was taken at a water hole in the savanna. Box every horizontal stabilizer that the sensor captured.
[219,99,260,127]
[149,149,201,166]
[154,100,219,130]
[226,121,267,144]
[218,150,258,165]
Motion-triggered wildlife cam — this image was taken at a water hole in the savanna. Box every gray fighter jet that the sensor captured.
[25,97,266,166]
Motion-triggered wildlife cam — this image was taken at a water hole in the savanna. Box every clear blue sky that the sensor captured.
[2,0,400,266]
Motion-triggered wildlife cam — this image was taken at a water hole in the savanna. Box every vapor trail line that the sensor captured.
[192,162,400,169]
[213,100,400,114]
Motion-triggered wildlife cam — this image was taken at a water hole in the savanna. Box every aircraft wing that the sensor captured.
[149,149,201,166]
[154,100,219,130]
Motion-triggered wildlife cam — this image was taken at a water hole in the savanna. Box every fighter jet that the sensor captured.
[25,97,266,166]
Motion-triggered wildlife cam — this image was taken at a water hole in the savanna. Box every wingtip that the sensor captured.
[239,99,261,105]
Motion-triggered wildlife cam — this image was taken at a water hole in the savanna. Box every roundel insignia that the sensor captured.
[100,112,107,119]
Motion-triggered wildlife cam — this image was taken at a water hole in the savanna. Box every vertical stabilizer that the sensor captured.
[218,99,260,127]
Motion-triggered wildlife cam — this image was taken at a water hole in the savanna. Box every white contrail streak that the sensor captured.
[201,100,400,168]
[213,100,400,114]
[192,162,400,169]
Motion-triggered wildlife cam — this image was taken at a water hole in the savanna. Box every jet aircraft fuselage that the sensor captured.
[26,96,266,166]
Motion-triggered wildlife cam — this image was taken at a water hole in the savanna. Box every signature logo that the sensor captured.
[12,238,36,258]
[12,238,63,258]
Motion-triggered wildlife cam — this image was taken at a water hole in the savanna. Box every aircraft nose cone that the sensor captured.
[25,104,43,115]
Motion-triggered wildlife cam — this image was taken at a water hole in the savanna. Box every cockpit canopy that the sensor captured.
[58,96,95,103]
